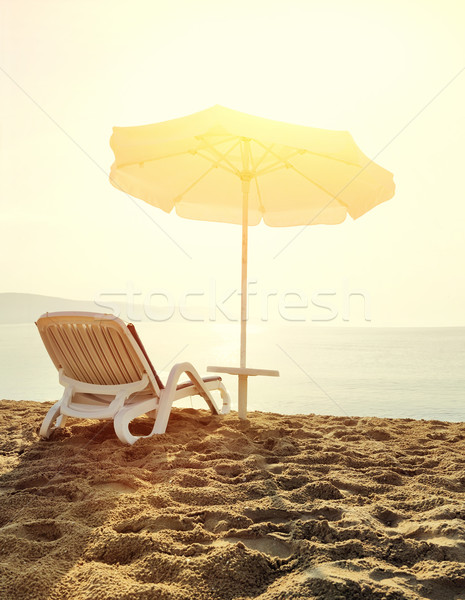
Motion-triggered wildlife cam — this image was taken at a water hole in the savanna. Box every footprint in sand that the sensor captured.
[301,506,344,522]
[93,481,137,494]
[2,519,63,542]
[114,512,209,539]
[370,470,404,486]
[213,534,293,559]
[14,475,50,490]
[275,474,309,491]
[371,507,406,528]
[199,511,253,533]
[365,429,391,441]
[174,473,210,488]
[396,519,465,547]
[243,507,300,524]
[214,463,243,478]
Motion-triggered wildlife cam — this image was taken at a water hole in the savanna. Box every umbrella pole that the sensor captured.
[238,178,249,419]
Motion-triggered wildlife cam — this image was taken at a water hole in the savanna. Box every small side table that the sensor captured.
[207,366,280,419]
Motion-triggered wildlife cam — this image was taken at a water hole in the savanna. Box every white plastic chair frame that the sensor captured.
[36,312,231,445]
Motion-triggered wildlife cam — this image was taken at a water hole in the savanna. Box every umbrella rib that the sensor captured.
[195,151,238,175]
[251,142,274,171]
[117,149,192,169]
[198,133,236,142]
[254,138,361,168]
[227,148,305,180]
[256,163,288,177]
[249,145,304,176]
[173,165,217,202]
[287,161,349,207]
[196,137,242,176]
[253,140,348,206]
[117,136,237,169]
[256,149,304,177]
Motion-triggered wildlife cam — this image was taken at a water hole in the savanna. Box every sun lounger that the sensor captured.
[36,312,231,444]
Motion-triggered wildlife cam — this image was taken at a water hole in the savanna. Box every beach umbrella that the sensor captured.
[109,105,395,418]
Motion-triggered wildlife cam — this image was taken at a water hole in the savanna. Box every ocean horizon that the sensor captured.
[1,322,464,423]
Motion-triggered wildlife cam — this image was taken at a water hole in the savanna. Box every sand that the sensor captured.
[0,400,464,600]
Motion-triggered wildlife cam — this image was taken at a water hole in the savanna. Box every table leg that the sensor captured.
[238,374,248,420]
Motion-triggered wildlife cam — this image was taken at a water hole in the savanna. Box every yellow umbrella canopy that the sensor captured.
[109,105,395,418]
[110,104,394,226]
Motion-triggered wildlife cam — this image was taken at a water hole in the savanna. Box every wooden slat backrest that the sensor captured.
[36,312,159,394]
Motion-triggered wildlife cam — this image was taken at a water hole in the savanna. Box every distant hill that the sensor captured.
[0,293,195,324]
[0,293,112,324]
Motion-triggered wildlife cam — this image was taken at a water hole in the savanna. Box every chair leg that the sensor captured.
[39,386,73,439]
[113,398,158,445]
[56,414,68,428]
[218,381,231,414]
[150,380,228,436]
[39,401,63,439]
[151,391,174,435]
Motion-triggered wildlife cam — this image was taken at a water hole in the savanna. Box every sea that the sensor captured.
[1,322,464,422]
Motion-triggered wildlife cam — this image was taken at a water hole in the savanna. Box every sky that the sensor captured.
[1,0,464,327]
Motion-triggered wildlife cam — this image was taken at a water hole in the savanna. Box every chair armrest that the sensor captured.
[164,362,219,415]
